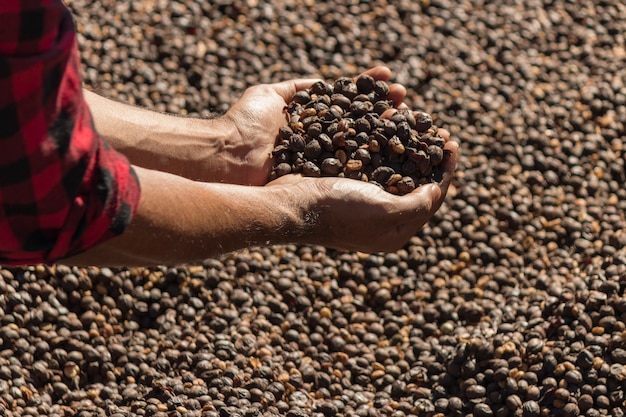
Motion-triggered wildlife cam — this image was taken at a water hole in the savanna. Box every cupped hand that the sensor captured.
[268,137,458,253]
[219,66,404,186]
[220,78,318,185]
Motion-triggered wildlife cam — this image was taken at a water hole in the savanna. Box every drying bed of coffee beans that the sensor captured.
[269,75,446,194]
[1,1,626,417]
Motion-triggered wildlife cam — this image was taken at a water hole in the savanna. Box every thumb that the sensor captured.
[272,78,322,102]
[427,183,442,202]
[405,182,441,214]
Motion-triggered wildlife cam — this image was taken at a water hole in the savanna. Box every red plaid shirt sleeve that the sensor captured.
[0,0,141,265]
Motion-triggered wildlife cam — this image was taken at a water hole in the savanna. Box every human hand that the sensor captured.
[84,67,418,186]
[268,134,458,253]
[220,78,319,185]
[219,66,408,186]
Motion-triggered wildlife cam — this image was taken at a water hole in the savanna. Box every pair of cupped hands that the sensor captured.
[204,66,458,253]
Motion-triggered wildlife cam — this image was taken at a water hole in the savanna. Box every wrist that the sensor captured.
[85,89,238,181]
[264,180,321,246]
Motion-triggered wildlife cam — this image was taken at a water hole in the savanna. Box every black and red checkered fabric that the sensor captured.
[0,0,141,265]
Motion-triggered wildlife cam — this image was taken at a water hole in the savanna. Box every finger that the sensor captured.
[379,106,407,119]
[438,128,450,141]
[360,66,392,81]
[393,180,437,218]
[419,182,441,213]
[272,78,322,102]
[387,83,407,107]
[402,139,457,211]
[430,140,459,212]
[387,182,438,243]
[440,140,459,188]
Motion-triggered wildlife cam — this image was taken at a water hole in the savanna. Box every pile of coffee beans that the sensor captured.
[0,0,625,417]
[269,75,446,194]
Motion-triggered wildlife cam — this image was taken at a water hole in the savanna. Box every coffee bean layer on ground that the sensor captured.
[1,1,626,417]
[269,75,446,195]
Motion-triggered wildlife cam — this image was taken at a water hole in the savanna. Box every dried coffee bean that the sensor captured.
[397,177,416,195]
[389,136,406,154]
[349,101,369,117]
[410,150,431,176]
[304,139,322,160]
[355,118,371,133]
[373,100,392,115]
[389,112,406,126]
[401,159,418,176]
[521,401,540,417]
[331,150,346,166]
[396,121,411,140]
[289,133,306,152]
[333,77,353,94]
[562,403,580,417]
[578,394,594,411]
[321,158,343,176]
[307,122,323,138]
[345,160,363,172]
[354,148,372,165]
[279,126,293,140]
[310,81,330,96]
[372,166,395,185]
[368,139,381,153]
[292,91,311,105]
[356,74,375,94]
[414,111,433,132]
[332,131,346,148]
[373,80,390,97]
[344,139,359,152]
[273,163,292,177]
[564,369,583,385]
[354,132,369,147]
[466,384,487,399]
[331,94,351,110]
[353,94,371,103]
[474,404,493,417]
[428,144,444,166]
[378,121,394,139]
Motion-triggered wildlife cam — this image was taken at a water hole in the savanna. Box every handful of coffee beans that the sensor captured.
[269,74,446,195]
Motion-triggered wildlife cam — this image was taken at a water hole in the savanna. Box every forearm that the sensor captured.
[59,139,457,267]
[84,89,235,181]
[61,166,307,267]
